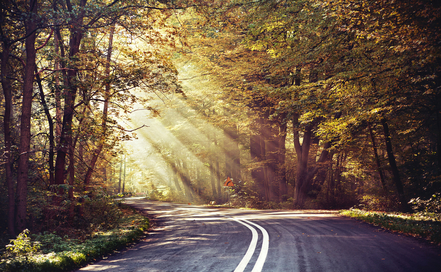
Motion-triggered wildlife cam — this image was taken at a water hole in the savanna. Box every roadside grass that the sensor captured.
[340,209,441,244]
[0,205,149,272]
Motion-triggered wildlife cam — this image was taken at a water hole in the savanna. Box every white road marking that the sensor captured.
[232,218,269,272]
[243,219,269,272]
[233,219,259,272]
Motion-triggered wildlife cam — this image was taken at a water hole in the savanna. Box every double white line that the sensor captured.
[233,219,269,272]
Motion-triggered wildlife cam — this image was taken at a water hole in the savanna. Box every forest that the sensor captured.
[1,0,440,243]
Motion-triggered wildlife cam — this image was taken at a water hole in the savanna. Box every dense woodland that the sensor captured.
[1,0,440,239]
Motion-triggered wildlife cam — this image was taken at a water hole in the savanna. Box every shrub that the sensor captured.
[81,194,123,231]
[354,194,399,211]
[33,232,79,254]
[4,229,40,257]
[0,206,149,272]
[409,193,441,219]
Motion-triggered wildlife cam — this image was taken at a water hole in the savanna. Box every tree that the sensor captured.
[0,0,190,234]
[15,0,38,232]
[320,0,441,209]
[83,23,115,188]
[187,0,441,209]
[1,0,17,235]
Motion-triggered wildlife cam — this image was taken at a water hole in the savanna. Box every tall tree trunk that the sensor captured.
[332,152,344,205]
[35,67,55,185]
[118,156,123,193]
[312,113,341,187]
[224,125,241,182]
[52,0,63,143]
[368,122,388,194]
[45,23,65,224]
[278,118,287,202]
[210,161,217,197]
[16,0,37,231]
[67,138,75,222]
[250,117,266,200]
[291,67,307,207]
[311,141,334,188]
[326,158,334,207]
[84,24,115,186]
[122,156,126,193]
[261,112,271,202]
[215,152,221,201]
[265,119,279,202]
[437,97,441,172]
[1,43,15,236]
[381,118,410,212]
[54,0,86,195]
[293,68,319,208]
[209,130,218,198]
[293,120,313,208]
[53,29,63,143]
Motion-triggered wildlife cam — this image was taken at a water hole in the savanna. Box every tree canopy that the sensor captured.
[1,0,440,237]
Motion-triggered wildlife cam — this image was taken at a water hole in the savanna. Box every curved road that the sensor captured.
[78,198,441,272]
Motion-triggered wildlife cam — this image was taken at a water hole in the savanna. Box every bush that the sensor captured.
[147,189,164,201]
[0,206,149,272]
[4,229,40,257]
[228,183,266,209]
[409,193,441,218]
[33,232,79,254]
[81,194,123,231]
[354,194,399,211]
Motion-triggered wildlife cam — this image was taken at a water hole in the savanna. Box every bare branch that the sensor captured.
[109,124,149,132]
[36,29,53,51]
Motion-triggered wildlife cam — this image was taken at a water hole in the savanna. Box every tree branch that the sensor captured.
[36,29,53,51]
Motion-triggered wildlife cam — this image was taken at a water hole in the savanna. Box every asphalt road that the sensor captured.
[77,198,441,272]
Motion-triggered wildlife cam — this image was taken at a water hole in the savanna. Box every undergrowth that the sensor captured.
[340,209,441,245]
[0,205,149,272]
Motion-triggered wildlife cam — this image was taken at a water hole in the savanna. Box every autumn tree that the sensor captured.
[1,0,189,234]
[183,0,441,209]
[0,0,21,236]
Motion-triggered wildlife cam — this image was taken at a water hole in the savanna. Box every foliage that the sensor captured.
[0,0,186,236]
[185,0,441,209]
[340,209,441,245]
[229,184,265,209]
[1,0,441,248]
[354,194,400,212]
[4,230,40,257]
[410,193,441,217]
[0,206,149,272]
[228,183,296,209]
[81,193,123,231]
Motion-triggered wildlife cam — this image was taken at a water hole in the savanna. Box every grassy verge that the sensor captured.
[340,209,441,245]
[0,205,149,272]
